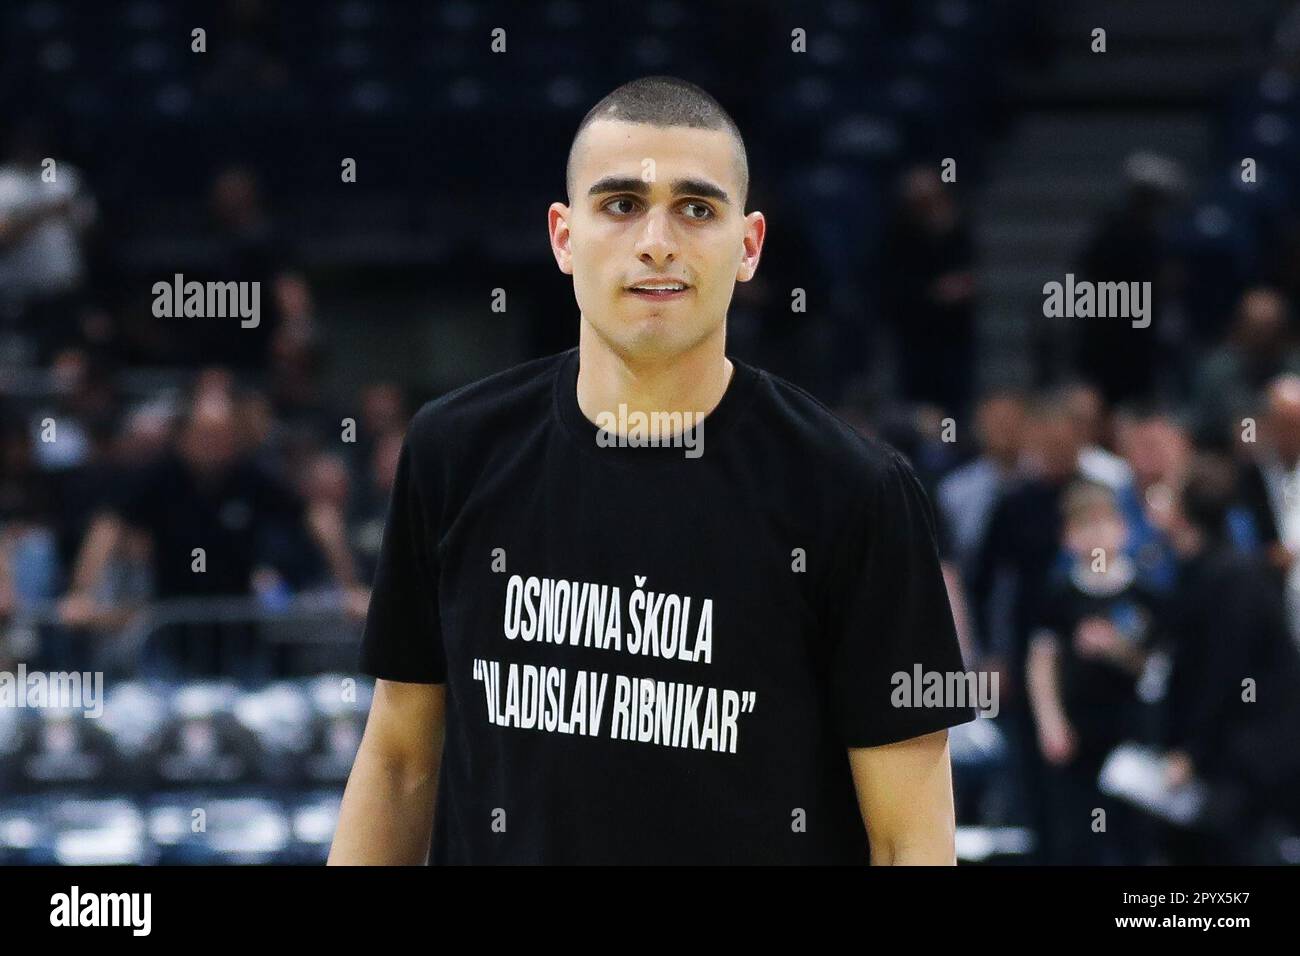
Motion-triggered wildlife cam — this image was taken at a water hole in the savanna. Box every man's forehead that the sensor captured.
[571,119,744,193]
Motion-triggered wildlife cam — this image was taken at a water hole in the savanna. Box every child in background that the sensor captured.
[1027,480,1159,864]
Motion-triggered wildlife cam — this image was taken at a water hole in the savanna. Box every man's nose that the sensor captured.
[634,207,676,266]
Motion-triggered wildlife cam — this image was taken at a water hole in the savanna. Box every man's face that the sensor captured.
[1123,417,1189,488]
[1029,412,1080,480]
[179,401,241,478]
[977,395,1026,462]
[549,119,765,362]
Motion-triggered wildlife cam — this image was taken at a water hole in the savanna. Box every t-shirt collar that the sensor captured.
[553,347,759,464]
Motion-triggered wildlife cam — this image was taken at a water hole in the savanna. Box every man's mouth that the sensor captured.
[626,281,690,300]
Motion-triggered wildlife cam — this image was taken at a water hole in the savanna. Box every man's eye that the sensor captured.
[605,198,639,215]
[681,202,713,220]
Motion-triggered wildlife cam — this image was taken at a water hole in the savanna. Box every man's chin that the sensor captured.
[620,334,683,364]
[584,312,722,364]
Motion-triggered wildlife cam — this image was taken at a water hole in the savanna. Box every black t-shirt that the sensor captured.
[1035,568,1158,754]
[360,348,974,864]
[116,454,304,598]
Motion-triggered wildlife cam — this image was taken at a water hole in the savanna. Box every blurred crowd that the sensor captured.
[833,14,1300,862]
[0,137,409,678]
[869,374,1300,863]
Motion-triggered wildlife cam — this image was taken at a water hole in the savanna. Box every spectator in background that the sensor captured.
[28,348,117,474]
[1027,480,1157,864]
[1112,405,1190,594]
[971,388,1133,681]
[210,166,280,282]
[1073,152,1185,405]
[968,390,1090,857]
[57,387,368,675]
[67,403,179,638]
[0,120,97,362]
[359,381,408,438]
[972,392,1081,669]
[288,451,368,620]
[267,272,331,437]
[1236,374,1300,638]
[1063,380,1132,491]
[880,165,977,418]
[236,386,284,472]
[348,382,408,488]
[1192,287,1300,448]
[0,414,60,622]
[937,388,1028,575]
[1157,454,1300,862]
[349,428,403,585]
[197,165,286,370]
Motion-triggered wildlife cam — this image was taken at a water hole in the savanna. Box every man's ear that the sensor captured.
[736,210,766,283]
[548,202,573,275]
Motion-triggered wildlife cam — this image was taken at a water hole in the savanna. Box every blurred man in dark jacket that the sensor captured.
[1158,454,1300,862]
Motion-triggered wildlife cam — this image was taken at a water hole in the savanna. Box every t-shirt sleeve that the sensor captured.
[828,448,978,747]
[358,426,446,683]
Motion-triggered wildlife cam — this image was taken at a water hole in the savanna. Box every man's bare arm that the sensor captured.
[328,679,446,865]
[304,501,371,618]
[306,501,361,590]
[1025,632,1067,734]
[56,513,128,627]
[67,512,124,596]
[848,729,957,865]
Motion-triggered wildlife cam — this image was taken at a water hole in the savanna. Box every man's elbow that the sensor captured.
[872,820,957,865]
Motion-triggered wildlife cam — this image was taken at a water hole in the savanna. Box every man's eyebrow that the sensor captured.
[586,175,731,205]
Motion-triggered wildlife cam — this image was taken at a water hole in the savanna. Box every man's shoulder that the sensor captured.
[748,361,904,483]
[407,349,569,444]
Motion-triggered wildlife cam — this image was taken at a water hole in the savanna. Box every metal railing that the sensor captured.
[5,592,362,677]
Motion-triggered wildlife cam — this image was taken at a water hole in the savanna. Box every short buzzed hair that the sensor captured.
[565,75,749,209]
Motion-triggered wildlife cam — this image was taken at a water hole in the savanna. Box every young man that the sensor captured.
[329,76,973,865]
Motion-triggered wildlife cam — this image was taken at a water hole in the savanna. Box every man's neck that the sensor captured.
[575,319,733,434]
